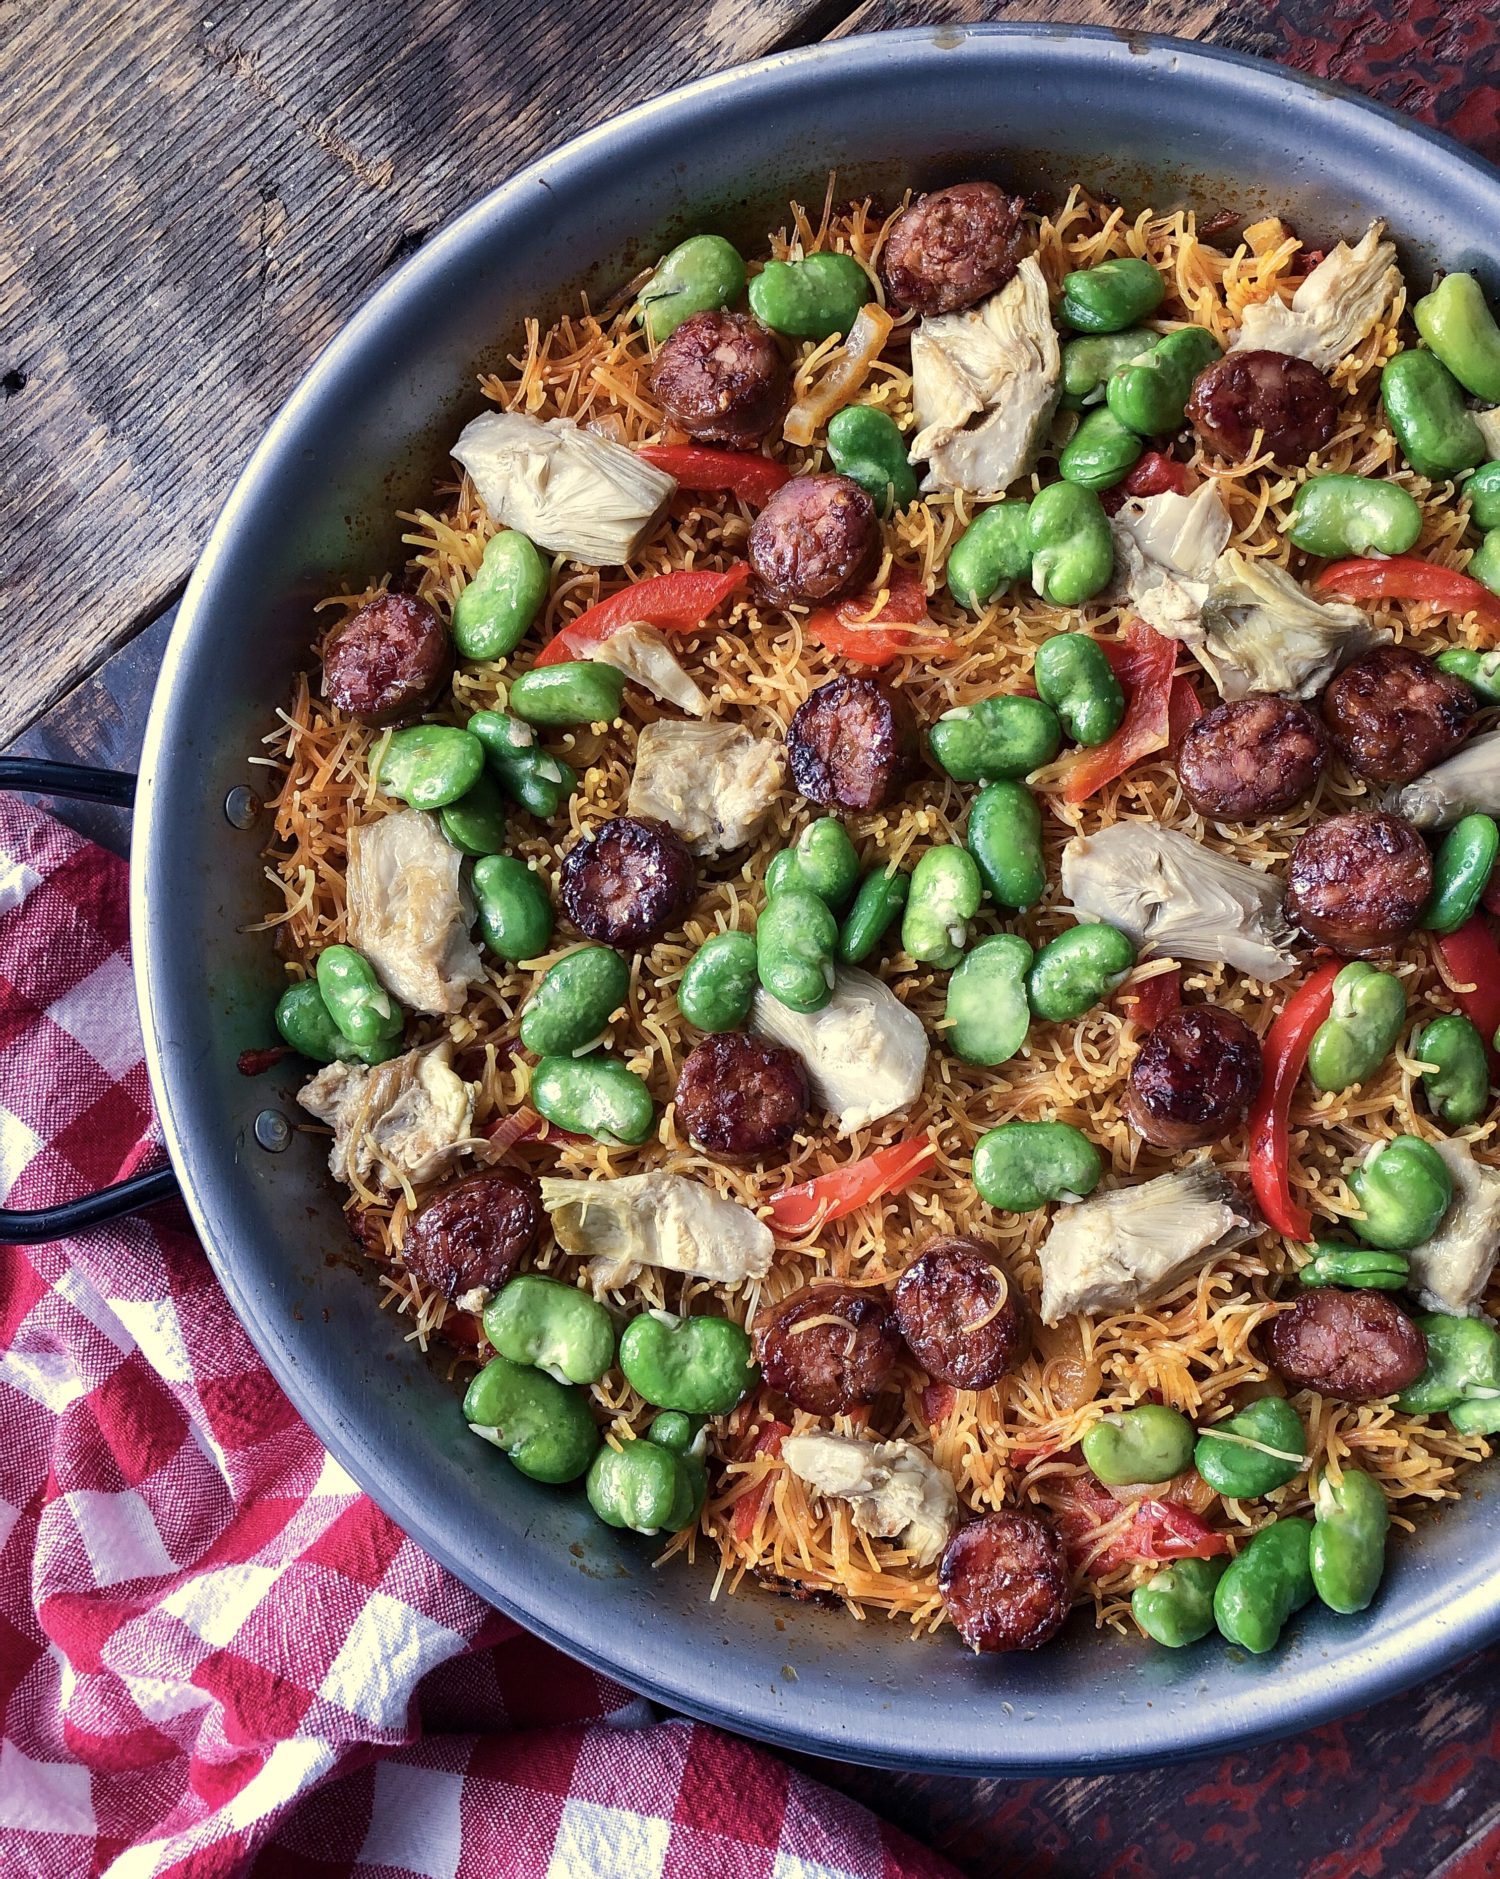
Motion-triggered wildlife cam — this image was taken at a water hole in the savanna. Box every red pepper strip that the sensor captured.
[1432,918,1500,1072]
[1483,874,1500,919]
[1167,673,1203,747]
[1314,557,1500,643]
[1052,1475,1228,1573]
[533,563,750,666]
[1126,1500,1231,1564]
[802,563,946,667]
[1101,451,1192,516]
[1247,958,1343,1241]
[636,444,791,507]
[1056,620,1177,805]
[732,1420,791,1542]
[764,1136,936,1236]
[922,1383,957,1431]
[237,1044,291,1077]
[1120,966,1181,1031]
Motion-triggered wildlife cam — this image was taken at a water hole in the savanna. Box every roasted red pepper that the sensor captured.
[765,1136,935,1235]
[1432,918,1500,1068]
[802,563,946,667]
[1315,557,1500,642]
[1247,958,1343,1241]
[534,563,749,666]
[1120,966,1181,1031]
[731,1420,791,1543]
[1122,451,1193,499]
[1056,620,1177,804]
[636,444,791,507]
[1167,673,1203,747]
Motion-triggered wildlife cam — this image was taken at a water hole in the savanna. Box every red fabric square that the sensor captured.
[674,1725,788,1847]
[190,1746,267,1808]
[89,1354,191,1487]
[192,1651,316,1746]
[197,1368,301,1455]
[663,1825,776,1879]
[299,1498,405,1591]
[0,1248,49,1348]
[0,1610,44,1719]
[63,1711,179,1773]
[50,1079,153,1189]
[466,1721,585,1798]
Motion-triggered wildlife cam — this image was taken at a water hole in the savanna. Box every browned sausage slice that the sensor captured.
[1187,350,1338,462]
[402,1168,542,1301]
[1321,645,1475,786]
[787,675,918,812]
[1266,1291,1427,1401]
[674,1033,810,1162]
[1125,1007,1263,1151]
[748,474,881,607]
[881,183,1028,317]
[893,1237,1028,1390]
[560,817,698,949]
[1177,696,1326,821]
[754,1283,902,1416]
[1285,811,1432,957]
[939,1509,1071,1652]
[651,309,789,448]
[322,592,452,724]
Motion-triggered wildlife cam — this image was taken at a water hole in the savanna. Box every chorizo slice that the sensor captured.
[787,675,918,812]
[1266,1291,1427,1401]
[880,182,1028,317]
[939,1509,1071,1652]
[1177,696,1326,821]
[1124,1007,1263,1151]
[893,1237,1028,1390]
[748,474,882,607]
[322,592,451,724]
[560,816,698,949]
[755,1283,902,1416]
[651,309,789,448]
[402,1168,542,1302]
[1186,350,1338,462]
[674,1033,810,1162]
[1285,811,1432,957]
[1321,645,1475,786]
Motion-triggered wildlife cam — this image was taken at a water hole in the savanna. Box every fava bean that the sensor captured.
[464,1355,599,1484]
[530,1053,655,1146]
[1423,813,1500,933]
[678,931,759,1030]
[619,1311,757,1415]
[586,1432,701,1535]
[966,780,1045,912]
[1131,1556,1229,1647]
[1034,633,1127,747]
[315,944,404,1048]
[1310,1468,1388,1614]
[1349,1135,1453,1251]
[1450,1395,1500,1435]
[508,661,626,727]
[438,771,509,857]
[748,252,871,341]
[1060,329,1158,407]
[1435,645,1500,705]
[1413,272,1500,404]
[1414,1013,1491,1128]
[1287,474,1423,559]
[1381,350,1487,481]
[972,1119,1103,1212]
[473,854,554,962]
[483,1275,616,1386]
[275,979,398,1065]
[1306,961,1406,1093]
[520,945,631,1056]
[1298,1242,1411,1292]
[946,501,1033,612]
[944,933,1033,1066]
[765,818,861,910]
[1213,1517,1315,1654]
[648,1409,704,1454]
[468,709,578,819]
[1107,326,1221,437]
[641,234,747,346]
[827,405,917,515]
[929,693,1062,783]
[1059,407,1143,490]
[1397,1311,1500,1415]
[1468,462,1500,532]
[1060,256,1164,334]
[1193,1396,1307,1499]
[1471,530,1500,597]
[452,530,549,661]
[838,866,909,965]
[901,845,981,968]
[377,724,485,809]
[1082,1403,1194,1486]
[1028,482,1115,607]
[756,887,837,1014]
[1027,922,1136,1022]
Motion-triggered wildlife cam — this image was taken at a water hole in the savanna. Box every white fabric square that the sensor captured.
[0,854,40,919]
[45,950,142,1079]
[110,1295,195,1385]
[547,1800,671,1879]
[0,1738,96,1831]
[0,1342,90,1415]
[224,1737,336,1830]
[357,1758,466,1879]
[162,1564,282,1646]
[772,1858,855,1879]
[310,1449,360,1498]
[64,1488,177,1587]
[319,1592,465,1724]
[54,1264,134,1355]
[0,1105,42,1196]
[120,1670,215,1725]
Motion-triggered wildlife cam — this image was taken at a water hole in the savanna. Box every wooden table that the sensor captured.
[5,1,1499,1871]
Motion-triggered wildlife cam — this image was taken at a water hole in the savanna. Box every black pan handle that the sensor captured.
[0,756,182,1244]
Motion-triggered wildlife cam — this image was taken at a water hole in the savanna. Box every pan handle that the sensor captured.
[0,756,183,1243]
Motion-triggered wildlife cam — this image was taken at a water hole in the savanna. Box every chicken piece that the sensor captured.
[347,809,484,1016]
[780,1432,959,1568]
[909,256,1060,497]
[1404,1139,1500,1318]
[752,968,929,1136]
[450,412,675,565]
[592,622,709,717]
[1061,820,1297,983]
[1108,483,1233,642]
[298,1042,482,1193]
[626,720,784,858]
[1196,551,1386,701]
[1390,729,1500,831]
[1038,1164,1258,1324]
[1231,223,1399,370]
[1475,408,1500,457]
[538,1171,774,1292]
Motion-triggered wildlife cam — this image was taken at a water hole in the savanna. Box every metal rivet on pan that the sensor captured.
[224,785,260,828]
[254,1110,291,1152]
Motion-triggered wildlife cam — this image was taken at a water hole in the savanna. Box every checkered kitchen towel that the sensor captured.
[0,798,958,1879]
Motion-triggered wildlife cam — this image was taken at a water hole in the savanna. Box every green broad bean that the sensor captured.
[618,1311,757,1415]
[482,1276,616,1386]
[1058,407,1143,490]
[1034,633,1127,747]
[1297,1242,1411,1292]
[315,945,404,1047]
[519,945,631,1056]
[508,662,626,727]
[1349,1135,1453,1251]
[1381,350,1487,481]
[1028,482,1115,607]
[648,1409,704,1454]
[463,1355,599,1484]
[452,530,549,662]
[1193,1396,1307,1499]
[1131,1557,1229,1648]
[472,854,554,963]
[678,931,759,1030]
[1306,961,1406,1093]
[1027,922,1137,1022]
[438,771,509,857]
[928,693,1062,783]
[530,1054,655,1146]
[1397,1312,1500,1415]
[1413,272,1500,404]
[901,845,982,969]
[1468,462,1500,532]
[1082,1403,1195,1486]
[376,724,485,810]
[1060,256,1164,334]
[837,867,909,966]
[1450,1395,1500,1435]
[747,252,871,341]
[966,780,1046,912]
[1423,813,1500,932]
[1213,1517,1315,1655]
[1435,645,1500,704]
[468,709,578,819]
[274,980,398,1065]
[641,234,747,346]
[586,1433,700,1535]
[1414,1013,1491,1128]
[826,405,917,515]
[1106,326,1221,437]
[946,501,1034,612]
[1470,530,1500,597]
[1310,1468,1389,1614]
[756,887,837,1014]
[944,934,1033,1067]
[1286,474,1423,559]
[972,1119,1103,1212]
[765,818,861,910]
[1060,329,1157,407]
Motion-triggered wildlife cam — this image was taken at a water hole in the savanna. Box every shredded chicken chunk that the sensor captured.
[627,720,784,857]
[1404,1140,1500,1318]
[347,809,483,1016]
[753,968,928,1136]
[1232,223,1399,369]
[538,1171,774,1293]
[1108,483,1233,642]
[593,622,709,716]
[780,1432,959,1568]
[298,1043,482,1192]
[1196,550,1385,700]
[1390,729,1500,831]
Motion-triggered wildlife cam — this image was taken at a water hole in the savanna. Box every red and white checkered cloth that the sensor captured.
[0,798,958,1879]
